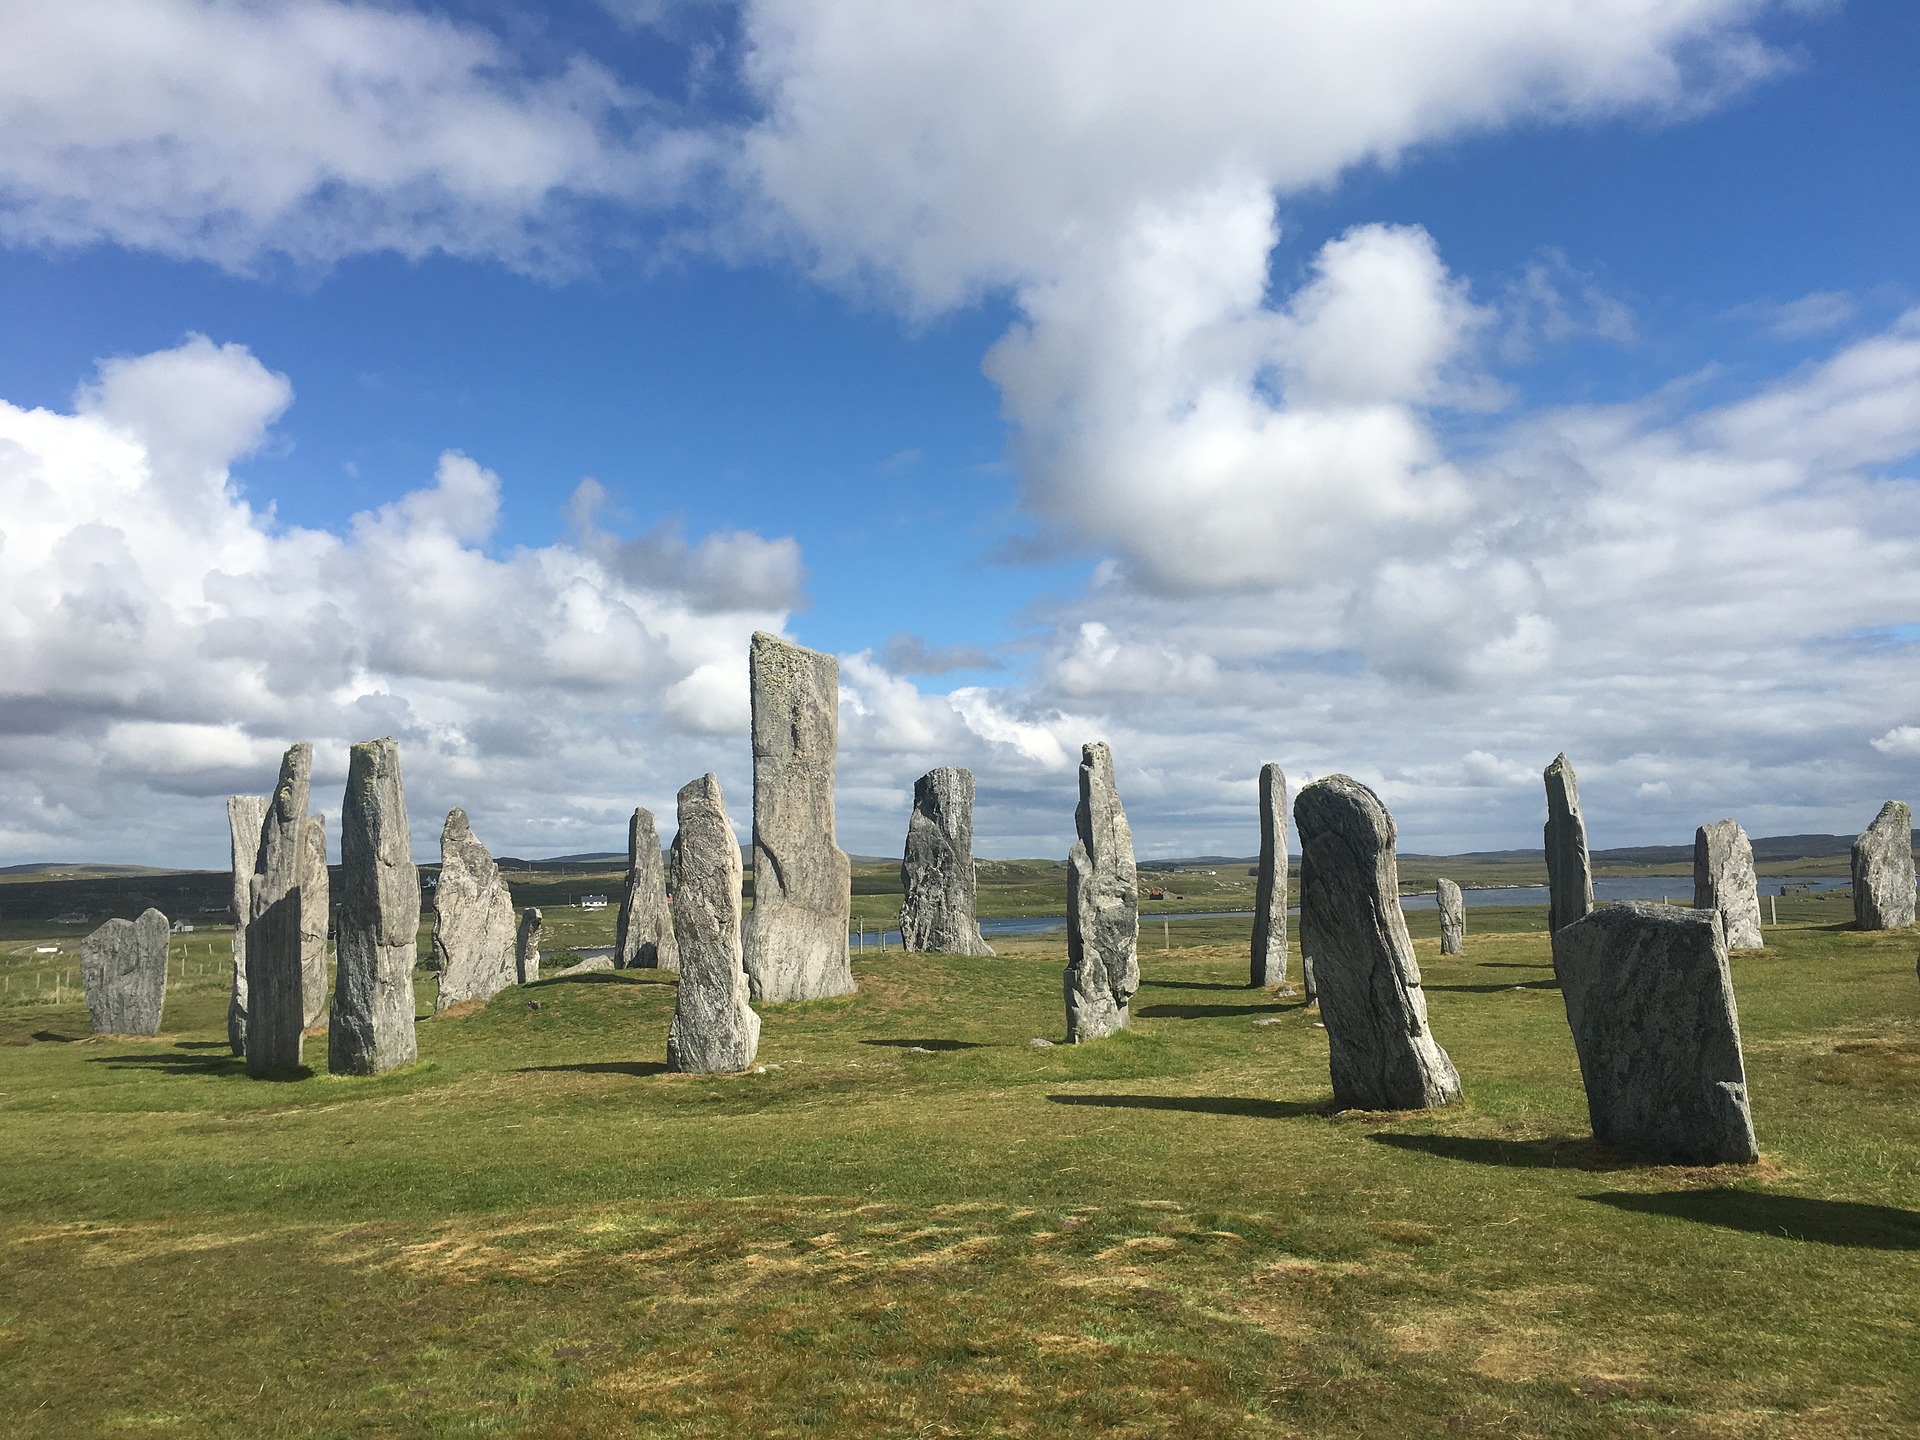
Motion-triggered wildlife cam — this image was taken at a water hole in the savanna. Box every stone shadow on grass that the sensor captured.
[518,1061,670,1078]
[1049,1093,1333,1120]
[1422,977,1560,994]
[174,1039,230,1050]
[1370,1132,1638,1171]
[1585,1189,1920,1250]
[1141,979,1252,992]
[1135,1000,1294,1019]
[88,1051,249,1076]
[859,1039,987,1051]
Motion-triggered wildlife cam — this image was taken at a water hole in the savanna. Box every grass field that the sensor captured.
[2,886,1916,1438]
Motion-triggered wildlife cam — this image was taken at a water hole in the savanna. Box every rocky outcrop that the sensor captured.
[615,807,678,971]
[900,767,993,957]
[742,632,854,1002]
[225,794,267,1055]
[1544,753,1594,934]
[82,908,169,1035]
[517,908,542,985]
[1551,901,1758,1164]
[667,773,761,1073]
[301,814,331,1027]
[1251,763,1289,987]
[1694,819,1763,950]
[1851,801,1915,931]
[1437,878,1465,956]
[246,742,312,1076]
[1063,742,1139,1042]
[328,739,420,1076]
[432,808,518,1011]
[1295,774,1461,1110]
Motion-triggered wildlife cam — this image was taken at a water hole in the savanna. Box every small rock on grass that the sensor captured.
[1028,1037,1056,1049]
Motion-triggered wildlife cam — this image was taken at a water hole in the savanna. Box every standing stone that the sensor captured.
[666,773,761,1073]
[1063,742,1140,1042]
[1544,752,1595,934]
[81,908,169,1035]
[1294,775,1461,1110]
[224,794,268,1055]
[1694,819,1764,950]
[517,908,542,985]
[301,814,331,1027]
[246,742,312,1076]
[1251,763,1290,987]
[1551,901,1758,1165]
[615,807,679,972]
[1298,848,1318,1004]
[742,631,855,1002]
[328,738,420,1076]
[432,808,518,1011]
[900,767,994,957]
[1437,879,1465,956]
[1851,801,1916,931]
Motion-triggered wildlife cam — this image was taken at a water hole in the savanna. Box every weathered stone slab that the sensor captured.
[225,794,267,1055]
[1551,901,1758,1165]
[432,808,518,1011]
[1694,819,1763,950]
[246,742,312,1076]
[554,954,615,977]
[1251,763,1289,986]
[1064,742,1139,1042]
[900,767,993,957]
[615,807,678,972]
[667,773,761,1073]
[82,908,169,1035]
[1437,878,1465,956]
[1851,800,1915,931]
[1544,752,1594,934]
[301,814,331,1027]
[328,738,420,1076]
[1294,774,1461,1110]
[517,908,542,984]
[1298,848,1318,1003]
[742,632,854,1002]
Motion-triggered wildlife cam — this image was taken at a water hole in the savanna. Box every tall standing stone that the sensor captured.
[1552,901,1758,1165]
[1298,849,1319,1004]
[81,908,169,1035]
[615,807,679,971]
[301,814,331,1027]
[1437,879,1465,956]
[246,742,312,1076]
[224,794,267,1055]
[1851,801,1915,931]
[1544,753,1594,934]
[328,738,419,1076]
[742,632,855,1003]
[1694,819,1764,950]
[1295,775,1461,1110]
[1251,763,1290,987]
[900,767,994,957]
[517,908,542,984]
[1063,742,1140,1042]
[432,808,518,1011]
[667,774,761,1073]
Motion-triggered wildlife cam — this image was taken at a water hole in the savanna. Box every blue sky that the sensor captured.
[2,1,1920,866]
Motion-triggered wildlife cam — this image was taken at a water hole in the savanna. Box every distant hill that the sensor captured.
[0,862,182,878]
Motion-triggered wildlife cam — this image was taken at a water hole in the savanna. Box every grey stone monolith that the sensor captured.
[1251,763,1289,987]
[1544,753,1594,934]
[1437,878,1465,956]
[432,808,518,1011]
[81,908,169,1035]
[1552,901,1758,1164]
[1299,848,1318,1004]
[328,738,419,1076]
[615,807,678,972]
[1295,774,1461,1110]
[225,794,267,1054]
[301,814,331,1027]
[667,773,761,1073]
[517,908,542,985]
[900,767,993,957]
[246,742,312,1076]
[742,632,854,1003]
[1851,801,1915,931]
[1694,819,1763,950]
[1064,742,1139,1042]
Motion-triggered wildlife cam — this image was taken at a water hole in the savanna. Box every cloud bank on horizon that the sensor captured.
[3,0,1919,868]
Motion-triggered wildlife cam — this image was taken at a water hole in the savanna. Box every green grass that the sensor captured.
[1,907,1916,1437]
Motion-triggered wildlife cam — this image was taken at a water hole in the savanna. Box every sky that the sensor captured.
[2,0,1919,868]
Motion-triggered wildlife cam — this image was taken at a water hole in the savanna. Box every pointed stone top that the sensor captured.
[443,806,471,838]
